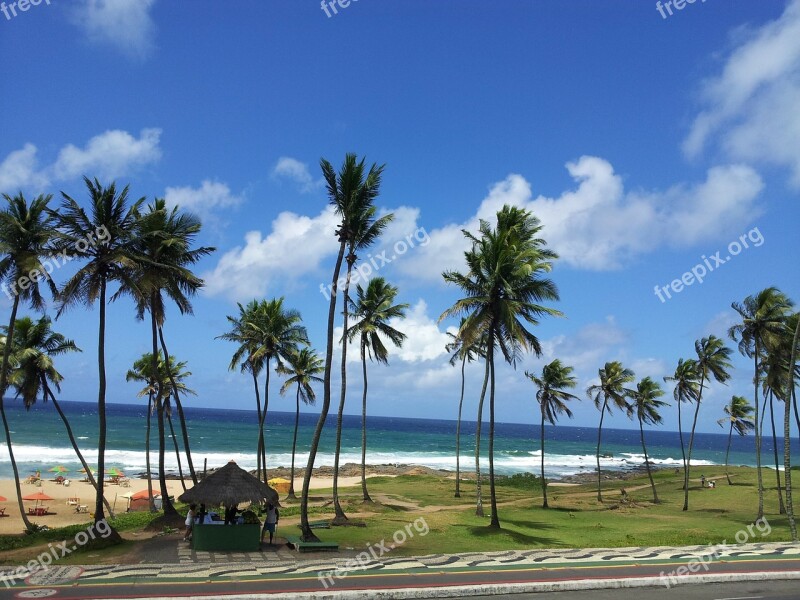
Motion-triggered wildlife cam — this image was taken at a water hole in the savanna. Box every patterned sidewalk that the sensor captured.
[8,541,799,585]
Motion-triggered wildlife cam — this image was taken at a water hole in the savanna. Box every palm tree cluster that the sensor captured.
[0,181,213,532]
[1,159,797,547]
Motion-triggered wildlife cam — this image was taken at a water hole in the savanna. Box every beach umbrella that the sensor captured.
[22,491,54,509]
[0,495,6,501]
[78,467,96,474]
[106,467,125,477]
[48,466,69,474]
[179,461,278,507]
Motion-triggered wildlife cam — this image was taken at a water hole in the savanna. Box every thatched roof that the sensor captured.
[178,461,278,507]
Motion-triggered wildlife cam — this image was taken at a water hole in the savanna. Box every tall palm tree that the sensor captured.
[441,205,561,529]
[684,335,732,511]
[2,315,113,517]
[347,277,408,503]
[633,377,668,504]
[663,358,700,491]
[761,350,788,514]
[0,192,57,532]
[717,395,755,485]
[730,287,794,520]
[331,202,392,523]
[300,154,384,541]
[588,361,635,502]
[217,300,268,479]
[525,359,578,508]
[127,198,213,498]
[127,353,196,500]
[785,313,800,540]
[277,347,323,499]
[251,298,309,483]
[280,348,325,500]
[445,318,484,498]
[52,178,143,530]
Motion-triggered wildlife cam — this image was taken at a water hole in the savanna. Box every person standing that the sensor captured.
[261,503,279,545]
[184,504,197,541]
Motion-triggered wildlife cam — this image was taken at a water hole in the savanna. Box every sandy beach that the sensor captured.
[0,473,367,535]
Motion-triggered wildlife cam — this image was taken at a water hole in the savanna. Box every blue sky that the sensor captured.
[1,0,798,434]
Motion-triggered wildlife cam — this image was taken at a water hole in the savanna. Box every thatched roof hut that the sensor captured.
[178,461,278,507]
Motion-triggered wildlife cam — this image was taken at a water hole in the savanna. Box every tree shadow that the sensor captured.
[451,523,562,546]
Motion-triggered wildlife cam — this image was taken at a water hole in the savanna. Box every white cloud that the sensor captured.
[397,157,763,281]
[537,317,628,374]
[53,128,162,182]
[388,300,451,363]
[71,0,157,60]
[0,144,49,192]
[272,157,322,193]
[203,206,339,300]
[164,180,243,218]
[684,0,800,186]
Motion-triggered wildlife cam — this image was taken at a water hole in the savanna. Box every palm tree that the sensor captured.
[717,396,755,485]
[300,154,384,541]
[127,352,196,500]
[785,313,800,540]
[347,277,408,503]
[277,347,323,499]
[761,349,789,514]
[441,205,561,529]
[730,287,794,520]
[588,361,635,502]
[0,192,57,532]
[52,178,143,531]
[252,298,309,483]
[684,335,732,511]
[331,200,392,523]
[633,377,668,503]
[663,358,700,491]
[126,353,157,511]
[218,300,268,479]
[525,359,578,508]
[445,318,484,498]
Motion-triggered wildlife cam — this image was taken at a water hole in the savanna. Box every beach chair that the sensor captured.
[66,497,79,506]
[0,507,6,517]
[76,505,88,514]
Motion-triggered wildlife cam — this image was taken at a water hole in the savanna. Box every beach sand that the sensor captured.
[0,474,366,535]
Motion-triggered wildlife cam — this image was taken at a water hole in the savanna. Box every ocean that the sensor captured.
[0,400,785,480]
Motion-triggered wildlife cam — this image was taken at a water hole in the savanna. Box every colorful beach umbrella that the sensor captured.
[48,465,69,473]
[0,495,7,502]
[106,467,125,477]
[22,491,54,508]
[78,467,96,474]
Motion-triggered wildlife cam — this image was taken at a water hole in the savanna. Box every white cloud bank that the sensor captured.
[396,157,763,281]
[165,180,244,219]
[0,129,162,193]
[684,0,800,187]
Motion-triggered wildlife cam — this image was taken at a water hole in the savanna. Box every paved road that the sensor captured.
[3,556,800,599]
[472,580,800,599]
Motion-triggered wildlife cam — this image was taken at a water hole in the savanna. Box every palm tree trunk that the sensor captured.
[145,394,155,512]
[455,356,465,499]
[45,385,114,516]
[487,337,499,530]
[769,392,786,514]
[252,370,263,481]
[301,238,346,542]
[95,279,108,525]
[754,346,764,521]
[596,398,608,502]
[259,358,272,482]
[725,421,733,485]
[0,295,34,531]
[159,328,197,484]
[151,311,177,517]
[332,260,354,523]
[540,403,548,509]
[784,317,799,540]
[678,398,688,490]
[475,357,490,517]
[360,337,372,503]
[684,375,706,511]
[640,415,659,503]
[287,386,300,499]
[167,411,186,492]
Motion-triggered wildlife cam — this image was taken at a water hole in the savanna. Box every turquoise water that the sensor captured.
[0,400,788,480]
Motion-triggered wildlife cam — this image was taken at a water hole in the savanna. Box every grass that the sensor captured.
[1,466,793,562]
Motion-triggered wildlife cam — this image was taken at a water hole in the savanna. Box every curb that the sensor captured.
[130,570,800,599]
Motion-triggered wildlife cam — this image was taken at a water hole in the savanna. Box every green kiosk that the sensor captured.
[179,460,278,552]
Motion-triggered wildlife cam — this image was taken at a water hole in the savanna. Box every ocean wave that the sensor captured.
[0,444,716,478]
